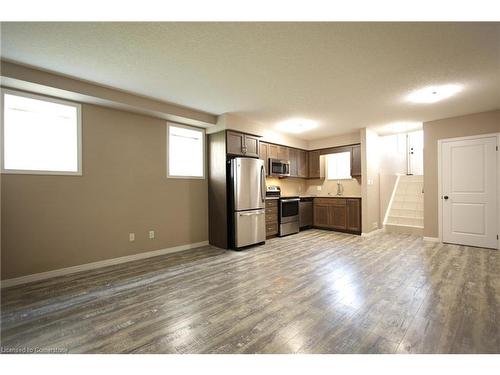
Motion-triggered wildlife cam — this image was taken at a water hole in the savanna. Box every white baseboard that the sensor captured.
[423,237,440,243]
[1,240,209,288]
[361,228,384,237]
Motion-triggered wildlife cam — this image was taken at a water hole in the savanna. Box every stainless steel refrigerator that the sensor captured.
[230,157,266,248]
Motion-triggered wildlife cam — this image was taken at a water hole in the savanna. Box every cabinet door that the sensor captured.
[347,199,361,233]
[226,131,245,156]
[244,134,259,158]
[278,146,289,161]
[268,144,279,159]
[289,148,298,177]
[313,204,330,228]
[351,145,361,177]
[298,150,308,177]
[259,142,269,175]
[329,203,347,230]
[308,150,321,178]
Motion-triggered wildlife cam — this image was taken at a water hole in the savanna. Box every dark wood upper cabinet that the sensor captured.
[244,134,259,158]
[268,144,289,161]
[289,148,298,177]
[226,131,245,156]
[268,144,279,159]
[297,150,308,178]
[277,146,289,161]
[308,150,322,179]
[226,130,259,158]
[351,144,361,177]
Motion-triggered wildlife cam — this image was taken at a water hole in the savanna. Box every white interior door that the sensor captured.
[441,136,498,249]
[408,130,423,175]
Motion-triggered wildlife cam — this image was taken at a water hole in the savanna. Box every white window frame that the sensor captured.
[1,88,82,176]
[326,151,352,180]
[166,122,206,179]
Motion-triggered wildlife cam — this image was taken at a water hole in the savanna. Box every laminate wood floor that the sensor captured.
[1,229,499,354]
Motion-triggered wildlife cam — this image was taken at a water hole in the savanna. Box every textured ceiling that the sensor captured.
[1,22,499,140]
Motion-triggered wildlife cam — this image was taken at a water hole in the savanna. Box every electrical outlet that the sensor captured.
[317,186,322,191]
[129,233,135,242]
[149,230,155,240]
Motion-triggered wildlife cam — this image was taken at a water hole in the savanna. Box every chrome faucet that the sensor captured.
[336,181,344,196]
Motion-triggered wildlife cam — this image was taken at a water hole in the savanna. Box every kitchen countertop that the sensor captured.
[266,195,362,200]
[300,195,362,199]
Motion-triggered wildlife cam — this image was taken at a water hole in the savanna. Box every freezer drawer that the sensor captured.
[234,209,266,248]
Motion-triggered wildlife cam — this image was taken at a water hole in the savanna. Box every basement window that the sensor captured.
[326,152,351,180]
[1,89,82,175]
[167,123,205,179]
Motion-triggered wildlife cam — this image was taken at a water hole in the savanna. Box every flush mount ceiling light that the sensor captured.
[276,119,318,134]
[406,84,463,104]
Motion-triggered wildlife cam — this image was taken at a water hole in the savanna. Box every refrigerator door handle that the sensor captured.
[260,165,265,203]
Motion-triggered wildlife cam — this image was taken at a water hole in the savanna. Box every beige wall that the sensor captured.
[361,128,381,233]
[214,113,309,150]
[423,110,500,238]
[1,104,208,280]
[307,131,360,150]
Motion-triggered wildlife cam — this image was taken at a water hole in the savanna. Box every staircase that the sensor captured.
[384,175,424,235]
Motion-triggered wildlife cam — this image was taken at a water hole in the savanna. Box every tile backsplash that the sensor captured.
[305,177,361,197]
[266,176,361,197]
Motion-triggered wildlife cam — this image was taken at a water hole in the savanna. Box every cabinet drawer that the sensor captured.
[266,222,278,236]
[265,206,278,215]
[265,199,278,208]
[266,212,278,223]
[314,197,346,205]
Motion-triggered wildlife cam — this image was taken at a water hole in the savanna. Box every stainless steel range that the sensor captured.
[266,186,300,237]
[279,196,300,236]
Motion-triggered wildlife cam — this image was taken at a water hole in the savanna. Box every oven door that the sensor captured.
[279,198,300,224]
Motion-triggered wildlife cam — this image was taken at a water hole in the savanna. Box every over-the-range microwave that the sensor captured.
[269,159,290,177]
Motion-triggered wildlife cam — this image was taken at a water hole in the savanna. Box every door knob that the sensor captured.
[443,195,449,200]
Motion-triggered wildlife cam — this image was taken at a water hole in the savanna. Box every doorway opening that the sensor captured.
[381,130,424,235]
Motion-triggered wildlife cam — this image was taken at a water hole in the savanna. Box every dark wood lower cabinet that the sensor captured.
[265,199,279,238]
[346,199,361,233]
[313,197,361,234]
[313,203,330,229]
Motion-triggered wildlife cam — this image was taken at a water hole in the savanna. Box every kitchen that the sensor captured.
[208,129,362,250]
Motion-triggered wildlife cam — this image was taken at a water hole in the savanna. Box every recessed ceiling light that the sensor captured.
[276,119,318,134]
[406,84,463,104]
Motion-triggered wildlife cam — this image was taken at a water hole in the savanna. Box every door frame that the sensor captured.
[437,132,500,249]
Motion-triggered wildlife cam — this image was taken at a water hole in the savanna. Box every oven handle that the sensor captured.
[280,198,300,203]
